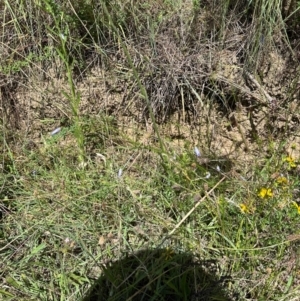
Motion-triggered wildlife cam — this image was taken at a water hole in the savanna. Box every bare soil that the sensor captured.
[2,45,300,173]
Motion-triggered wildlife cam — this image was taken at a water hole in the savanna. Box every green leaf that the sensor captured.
[31,243,47,255]
[0,289,14,297]
[6,276,21,289]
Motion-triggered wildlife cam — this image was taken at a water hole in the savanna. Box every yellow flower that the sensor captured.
[276,176,288,185]
[293,202,300,214]
[284,156,297,168]
[163,247,174,260]
[240,203,250,214]
[258,188,273,198]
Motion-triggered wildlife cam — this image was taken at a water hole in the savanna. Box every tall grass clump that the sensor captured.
[40,0,86,162]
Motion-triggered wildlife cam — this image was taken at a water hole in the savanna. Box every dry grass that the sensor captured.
[1,1,300,300]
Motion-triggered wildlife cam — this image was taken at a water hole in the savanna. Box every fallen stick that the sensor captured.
[244,71,273,104]
[168,176,226,237]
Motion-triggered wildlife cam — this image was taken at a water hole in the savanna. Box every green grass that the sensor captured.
[1,0,300,300]
[1,129,300,300]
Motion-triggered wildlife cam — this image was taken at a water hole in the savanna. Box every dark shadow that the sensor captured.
[82,248,234,301]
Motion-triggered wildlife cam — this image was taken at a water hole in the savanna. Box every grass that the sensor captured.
[1,0,300,300]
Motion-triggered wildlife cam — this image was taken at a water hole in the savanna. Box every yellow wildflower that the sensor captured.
[258,188,273,198]
[284,156,297,168]
[293,202,300,214]
[240,203,250,214]
[163,247,174,260]
[276,176,288,185]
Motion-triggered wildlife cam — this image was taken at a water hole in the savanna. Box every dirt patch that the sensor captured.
[1,1,300,175]
[2,47,300,172]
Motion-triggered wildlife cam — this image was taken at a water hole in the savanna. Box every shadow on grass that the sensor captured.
[82,248,233,301]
